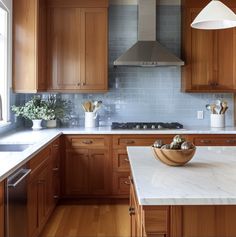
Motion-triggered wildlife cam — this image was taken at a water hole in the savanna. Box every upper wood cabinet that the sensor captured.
[181,1,236,92]
[47,1,108,92]
[13,0,47,93]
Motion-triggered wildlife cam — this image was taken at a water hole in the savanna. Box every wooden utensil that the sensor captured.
[83,101,92,112]
[210,104,217,114]
[221,101,228,114]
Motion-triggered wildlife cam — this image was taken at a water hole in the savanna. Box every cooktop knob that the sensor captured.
[157,125,163,129]
[135,125,140,129]
[143,125,148,129]
[151,125,156,129]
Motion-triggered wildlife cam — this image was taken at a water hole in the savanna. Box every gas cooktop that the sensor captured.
[111,122,184,130]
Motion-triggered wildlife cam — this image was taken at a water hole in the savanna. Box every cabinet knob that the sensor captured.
[200,139,212,144]
[129,207,135,216]
[124,158,130,163]
[77,83,80,86]
[124,180,131,185]
[53,144,59,148]
[82,82,86,86]
[126,140,135,145]
[54,195,59,199]
[53,167,59,172]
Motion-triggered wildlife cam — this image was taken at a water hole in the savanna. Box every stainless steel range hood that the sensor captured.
[113,0,184,67]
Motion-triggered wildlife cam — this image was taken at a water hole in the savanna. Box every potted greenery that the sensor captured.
[44,95,72,128]
[12,96,48,130]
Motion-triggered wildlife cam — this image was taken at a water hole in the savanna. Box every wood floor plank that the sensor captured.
[40,204,130,237]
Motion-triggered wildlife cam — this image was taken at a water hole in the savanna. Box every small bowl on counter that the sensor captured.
[152,135,196,166]
[152,146,196,166]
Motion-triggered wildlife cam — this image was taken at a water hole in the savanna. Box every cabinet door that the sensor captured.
[48,7,81,90]
[13,0,46,93]
[89,149,110,195]
[187,9,215,90]
[65,149,89,195]
[80,8,108,91]
[217,28,236,90]
[52,140,60,205]
[28,176,38,237]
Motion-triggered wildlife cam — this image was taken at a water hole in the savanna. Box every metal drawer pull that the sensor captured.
[124,181,130,185]
[126,140,135,144]
[124,158,129,162]
[8,169,31,187]
[53,144,59,148]
[226,140,236,144]
[200,139,212,144]
[54,195,59,199]
[129,207,135,215]
[53,168,59,171]
[82,140,93,144]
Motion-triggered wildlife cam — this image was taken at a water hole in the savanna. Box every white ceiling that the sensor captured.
[109,0,180,5]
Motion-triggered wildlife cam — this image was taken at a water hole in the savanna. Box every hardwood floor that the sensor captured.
[40,204,130,237]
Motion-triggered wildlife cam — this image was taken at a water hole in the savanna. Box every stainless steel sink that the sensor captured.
[0,144,31,152]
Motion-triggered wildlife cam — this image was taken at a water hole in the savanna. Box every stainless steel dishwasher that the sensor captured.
[5,166,31,237]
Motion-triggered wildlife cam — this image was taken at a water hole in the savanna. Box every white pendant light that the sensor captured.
[191,0,236,30]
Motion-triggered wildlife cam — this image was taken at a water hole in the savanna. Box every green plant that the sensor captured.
[12,96,48,120]
[44,95,72,120]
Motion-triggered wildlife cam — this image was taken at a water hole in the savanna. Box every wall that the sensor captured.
[19,4,234,128]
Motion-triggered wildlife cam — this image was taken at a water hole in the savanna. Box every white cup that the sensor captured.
[210,114,225,128]
[85,112,98,128]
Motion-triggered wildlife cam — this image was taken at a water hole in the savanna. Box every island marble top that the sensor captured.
[127,146,236,206]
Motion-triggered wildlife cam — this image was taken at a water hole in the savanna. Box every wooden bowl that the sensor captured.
[152,147,196,166]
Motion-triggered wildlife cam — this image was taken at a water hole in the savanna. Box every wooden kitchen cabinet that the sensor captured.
[188,134,236,146]
[28,145,54,237]
[13,0,47,93]
[47,1,108,92]
[51,138,61,206]
[181,0,236,92]
[64,136,111,197]
[0,181,4,237]
[112,135,173,197]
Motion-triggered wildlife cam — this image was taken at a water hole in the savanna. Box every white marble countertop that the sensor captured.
[1,125,236,183]
[127,146,236,206]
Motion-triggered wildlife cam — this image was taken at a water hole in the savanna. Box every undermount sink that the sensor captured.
[0,144,31,152]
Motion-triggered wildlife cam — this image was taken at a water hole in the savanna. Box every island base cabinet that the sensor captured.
[131,182,236,237]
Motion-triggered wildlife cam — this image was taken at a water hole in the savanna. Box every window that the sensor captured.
[0,2,9,125]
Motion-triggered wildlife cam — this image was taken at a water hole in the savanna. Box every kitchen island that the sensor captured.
[127,146,236,237]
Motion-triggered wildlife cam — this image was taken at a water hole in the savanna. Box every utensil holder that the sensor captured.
[210,114,225,128]
[85,112,98,128]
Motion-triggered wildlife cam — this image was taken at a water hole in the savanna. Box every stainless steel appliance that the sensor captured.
[5,166,31,237]
[111,122,184,130]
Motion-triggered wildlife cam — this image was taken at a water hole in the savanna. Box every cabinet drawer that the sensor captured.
[28,146,51,172]
[113,172,130,196]
[193,136,236,146]
[143,207,169,234]
[113,150,130,171]
[66,136,108,149]
[113,135,173,149]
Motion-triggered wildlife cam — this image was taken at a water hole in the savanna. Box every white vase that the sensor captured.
[32,119,43,130]
[46,120,57,128]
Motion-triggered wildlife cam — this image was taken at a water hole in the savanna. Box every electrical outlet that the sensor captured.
[197,111,204,120]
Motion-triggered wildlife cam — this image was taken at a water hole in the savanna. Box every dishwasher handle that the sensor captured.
[8,169,31,188]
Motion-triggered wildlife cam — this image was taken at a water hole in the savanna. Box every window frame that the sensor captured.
[0,0,11,126]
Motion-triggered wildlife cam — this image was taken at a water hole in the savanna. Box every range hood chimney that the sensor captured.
[113,0,184,67]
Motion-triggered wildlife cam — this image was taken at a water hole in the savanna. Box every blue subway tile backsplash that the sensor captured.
[13,5,234,128]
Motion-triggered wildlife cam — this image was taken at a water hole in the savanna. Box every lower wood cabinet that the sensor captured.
[27,138,60,237]
[131,178,236,237]
[112,135,173,198]
[0,181,4,237]
[64,136,111,197]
